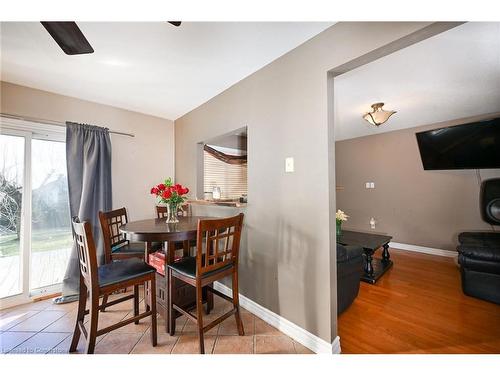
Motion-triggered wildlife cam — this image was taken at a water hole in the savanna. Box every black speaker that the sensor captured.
[481,178,500,225]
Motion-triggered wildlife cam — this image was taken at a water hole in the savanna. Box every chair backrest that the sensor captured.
[99,207,130,263]
[196,213,244,277]
[72,216,98,290]
[156,204,190,218]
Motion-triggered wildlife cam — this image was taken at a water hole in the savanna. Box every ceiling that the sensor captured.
[334,22,500,141]
[0,22,332,120]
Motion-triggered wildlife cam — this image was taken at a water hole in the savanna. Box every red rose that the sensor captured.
[150,187,159,195]
[157,183,166,191]
[182,187,189,195]
[161,189,172,199]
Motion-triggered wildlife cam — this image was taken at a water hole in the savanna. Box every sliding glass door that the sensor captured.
[0,133,26,300]
[1,121,71,306]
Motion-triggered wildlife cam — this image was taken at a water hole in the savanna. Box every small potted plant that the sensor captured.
[336,209,349,237]
[150,178,189,223]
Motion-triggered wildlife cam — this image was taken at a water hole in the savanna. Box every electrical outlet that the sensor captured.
[370,217,376,229]
[285,157,294,173]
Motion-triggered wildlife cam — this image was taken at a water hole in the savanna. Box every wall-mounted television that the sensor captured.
[415,117,500,170]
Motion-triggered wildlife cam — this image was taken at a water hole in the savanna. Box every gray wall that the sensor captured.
[336,113,500,251]
[175,22,432,343]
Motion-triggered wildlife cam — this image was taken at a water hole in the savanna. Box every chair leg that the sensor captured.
[196,281,205,354]
[133,285,139,324]
[69,278,87,352]
[101,293,108,312]
[149,279,158,347]
[205,283,214,314]
[167,268,175,335]
[85,292,100,354]
[232,270,244,336]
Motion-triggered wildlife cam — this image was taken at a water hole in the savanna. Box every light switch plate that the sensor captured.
[285,157,294,173]
[365,182,370,189]
[370,182,375,188]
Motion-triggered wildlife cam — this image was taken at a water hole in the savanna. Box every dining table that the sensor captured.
[119,215,216,332]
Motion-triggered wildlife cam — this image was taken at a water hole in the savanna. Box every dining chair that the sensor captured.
[167,213,245,354]
[99,207,160,311]
[69,217,157,354]
[156,203,191,218]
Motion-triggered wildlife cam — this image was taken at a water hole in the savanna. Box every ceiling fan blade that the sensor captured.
[41,21,94,55]
[168,21,182,27]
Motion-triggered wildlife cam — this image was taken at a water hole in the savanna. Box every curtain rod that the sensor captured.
[0,112,135,138]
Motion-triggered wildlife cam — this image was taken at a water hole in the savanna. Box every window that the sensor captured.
[202,128,248,200]
[204,150,248,199]
[0,118,71,306]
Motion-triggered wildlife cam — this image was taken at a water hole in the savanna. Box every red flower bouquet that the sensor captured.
[150,177,189,223]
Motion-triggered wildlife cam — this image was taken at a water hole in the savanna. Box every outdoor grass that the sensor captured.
[0,229,72,257]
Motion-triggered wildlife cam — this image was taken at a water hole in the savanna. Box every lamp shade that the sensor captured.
[363,102,396,126]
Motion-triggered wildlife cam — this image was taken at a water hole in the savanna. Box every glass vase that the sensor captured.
[165,201,180,224]
[336,221,342,237]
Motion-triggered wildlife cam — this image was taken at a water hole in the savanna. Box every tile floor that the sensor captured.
[0,291,313,354]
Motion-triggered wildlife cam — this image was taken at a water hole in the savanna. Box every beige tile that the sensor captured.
[0,331,36,353]
[48,331,106,354]
[8,332,69,354]
[0,310,40,331]
[43,300,78,313]
[254,318,282,336]
[84,309,129,331]
[255,336,296,354]
[171,335,216,354]
[213,335,254,354]
[182,317,219,335]
[94,332,143,354]
[114,311,151,334]
[218,312,254,336]
[130,328,178,354]
[8,311,66,332]
[1,300,51,315]
[292,341,314,354]
[42,312,77,333]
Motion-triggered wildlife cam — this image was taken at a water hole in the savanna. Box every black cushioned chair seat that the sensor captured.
[168,256,232,279]
[98,258,156,287]
[112,241,161,255]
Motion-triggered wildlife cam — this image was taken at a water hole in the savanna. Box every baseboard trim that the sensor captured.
[389,241,457,258]
[213,281,340,354]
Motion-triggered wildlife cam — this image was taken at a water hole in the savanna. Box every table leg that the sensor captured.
[165,241,176,334]
[382,243,390,262]
[364,250,374,277]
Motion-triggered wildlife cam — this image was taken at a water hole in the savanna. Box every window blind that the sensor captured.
[203,151,247,199]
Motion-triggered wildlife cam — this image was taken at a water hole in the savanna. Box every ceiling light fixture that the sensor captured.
[363,102,396,126]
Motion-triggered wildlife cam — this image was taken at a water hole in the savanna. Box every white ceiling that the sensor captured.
[334,22,500,141]
[0,22,332,120]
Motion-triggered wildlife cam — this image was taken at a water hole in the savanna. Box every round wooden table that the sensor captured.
[119,216,213,242]
[119,216,215,331]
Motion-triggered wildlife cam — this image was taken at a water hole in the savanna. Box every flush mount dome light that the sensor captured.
[363,102,396,126]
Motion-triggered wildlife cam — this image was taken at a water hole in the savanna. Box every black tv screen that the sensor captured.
[415,117,500,170]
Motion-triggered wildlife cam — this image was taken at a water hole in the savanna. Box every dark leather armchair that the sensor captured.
[337,243,364,314]
[457,232,500,304]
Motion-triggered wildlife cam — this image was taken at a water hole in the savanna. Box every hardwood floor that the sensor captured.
[338,248,500,353]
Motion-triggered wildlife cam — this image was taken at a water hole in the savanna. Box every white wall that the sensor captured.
[1,81,174,221]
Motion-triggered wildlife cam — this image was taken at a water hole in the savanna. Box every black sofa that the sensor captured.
[457,232,500,304]
[337,243,364,314]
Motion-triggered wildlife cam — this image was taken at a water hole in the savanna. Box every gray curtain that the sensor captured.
[54,122,112,303]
